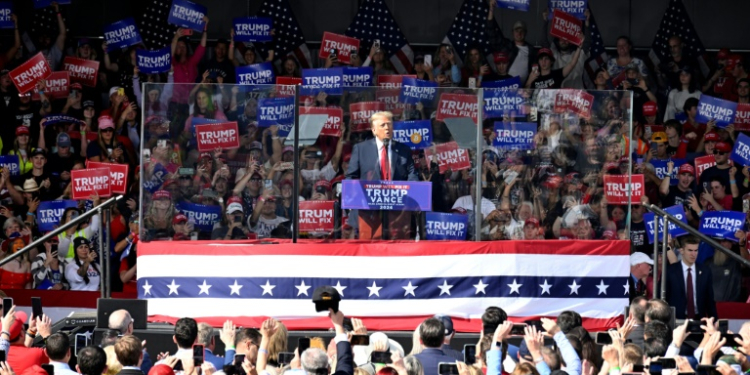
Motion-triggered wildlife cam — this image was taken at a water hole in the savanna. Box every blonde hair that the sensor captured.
[310,337,326,350]
[409,323,423,355]
[369,111,394,128]
[511,363,540,375]
[104,345,122,375]
[268,322,288,363]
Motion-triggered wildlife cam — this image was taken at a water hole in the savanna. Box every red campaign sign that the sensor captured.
[694,155,716,179]
[350,101,386,133]
[550,9,583,46]
[611,70,627,89]
[32,71,69,101]
[553,89,593,119]
[319,32,360,65]
[86,161,129,195]
[424,141,471,173]
[9,52,52,94]
[377,75,416,89]
[735,103,750,131]
[300,106,344,137]
[298,200,335,232]
[436,93,479,123]
[376,88,405,116]
[195,122,241,152]
[603,174,644,205]
[275,76,302,97]
[71,168,112,200]
[63,57,100,88]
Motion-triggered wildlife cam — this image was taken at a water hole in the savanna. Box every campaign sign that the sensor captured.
[143,163,168,193]
[554,89,593,119]
[319,32,360,65]
[63,57,99,88]
[731,133,750,166]
[71,168,112,200]
[696,95,738,128]
[651,159,686,186]
[603,174,645,205]
[376,89,406,117]
[236,62,275,85]
[104,18,142,50]
[493,122,536,150]
[694,155,715,179]
[9,52,51,94]
[735,103,750,131]
[350,101,385,133]
[137,47,171,74]
[0,155,19,176]
[341,180,433,211]
[195,122,240,152]
[86,161,129,195]
[301,68,343,96]
[424,141,471,173]
[393,120,432,150]
[42,114,81,126]
[495,0,530,12]
[168,0,207,31]
[37,200,79,232]
[343,66,373,87]
[550,10,583,46]
[176,202,222,233]
[298,200,335,232]
[275,76,302,97]
[32,71,69,101]
[699,211,745,242]
[482,76,522,90]
[425,212,468,240]
[233,17,272,42]
[400,77,438,105]
[301,106,343,137]
[377,75,416,89]
[644,205,689,244]
[484,89,526,118]
[548,0,587,20]
[0,3,13,29]
[436,93,479,123]
[258,97,294,129]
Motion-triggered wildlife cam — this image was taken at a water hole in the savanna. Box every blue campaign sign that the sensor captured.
[425,212,469,240]
[33,0,70,9]
[548,0,587,20]
[731,133,750,166]
[699,211,745,242]
[257,97,295,131]
[341,180,433,211]
[168,0,207,31]
[236,62,275,85]
[233,17,272,42]
[496,0,530,11]
[482,76,522,90]
[400,77,438,105]
[651,159,686,186]
[37,200,78,232]
[43,114,82,126]
[0,3,13,29]
[696,95,738,128]
[143,163,168,193]
[493,122,536,150]
[643,205,689,244]
[176,203,222,233]
[137,47,172,74]
[343,67,373,88]
[0,155,20,176]
[393,120,432,150]
[103,18,143,50]
[484,89,526,118]
[301,68,343,96]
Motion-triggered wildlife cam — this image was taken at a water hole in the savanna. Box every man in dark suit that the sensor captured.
[664,235,717,319]
[345,111,418,239]
[629,253,653,301]
[300,309,353,375]
[626,296,648,350]
[414,318,460,375]
[114,335,146,375]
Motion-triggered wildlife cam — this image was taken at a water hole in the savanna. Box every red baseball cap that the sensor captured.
[525,217,540,228]
[315,180,331,191]
[9,310,27,341]
[715,142,732,153]
[452,207,468,214]
[152,190,171,200]
[70,83,83,91]
[642,101,658,117]
[678,164,695,175]
[538,48,554,60]
[227,196,242,205]
[704,132,720,142]
[493,52,509,64]
[172,213,188,225]
[15,126,29,136]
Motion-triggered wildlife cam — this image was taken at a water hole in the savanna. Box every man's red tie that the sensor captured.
[380,145,390,180]
[686,268,695,319]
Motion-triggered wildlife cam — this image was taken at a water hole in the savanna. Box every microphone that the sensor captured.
[382,138,390,147]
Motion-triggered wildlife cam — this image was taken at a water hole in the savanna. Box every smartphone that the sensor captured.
[660,358,676,370]
[233,216,243,223]
[445,45,452,55]
[696,365,717,371]
[351,48,358,58]
[41,364,54,375]
[595,331,613,345]
[632,365,645,373]
[330,48,337,57]
[335,183,342,196]
[31,297,43,320]
[721,333,742,344]
[373,39,381,51]
[524,320,545,332]
[687,320,703,333]
[278,352,294,366]
[510,324,527,336]
[2,298,12,317]
[424,54,432,66]
[234,354,246,366]
[718,319,728,334]
[173,360,183,372]
[0,350,5,362]
[468,77,477,89]
[532,64,539,74]
[298,337,310,354]
[649,361,663,375]
[143,149,151,159]
[184,29,193,36]
[280,162,294,170]
[192,344,204,366]
[350,334,369,346]
[438,362,459,375]
[463,344,476,366]
[370,351,392,364]
[75,333,88,357]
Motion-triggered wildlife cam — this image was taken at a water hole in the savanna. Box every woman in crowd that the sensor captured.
[30,238,65,290]
[144,190,175,239]
[57,194,102,260]
[664,68,701,121]
[9,126,34,175]
[64,237,100,291]
[0,231,31,289]
[87,116,129,164]
[606,36,649,79]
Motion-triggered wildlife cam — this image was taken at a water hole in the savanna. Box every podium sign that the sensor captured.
[341,180,432,211]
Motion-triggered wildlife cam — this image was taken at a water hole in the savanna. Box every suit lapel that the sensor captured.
[676,265,686,299]
[370,139,382,180]
[390,142,397,179]
[695,266,704,313]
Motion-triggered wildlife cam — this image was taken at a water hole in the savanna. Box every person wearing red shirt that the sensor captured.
[703,175,737,212]
[7,311,52,373]
[664,120,689,159]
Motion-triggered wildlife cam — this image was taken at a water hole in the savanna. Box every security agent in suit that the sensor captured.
[664,235,717,319]
[414,318,460,375]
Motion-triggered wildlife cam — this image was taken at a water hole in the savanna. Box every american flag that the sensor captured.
[138,240,628,331]
[138,0,177,50]
[256,0,312,69]
[345,0,414,75]
[441,0,495,61]
[584,5,608,88]
[648,0,709,77]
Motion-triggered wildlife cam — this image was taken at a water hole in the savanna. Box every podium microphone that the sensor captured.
[382,138,391,147]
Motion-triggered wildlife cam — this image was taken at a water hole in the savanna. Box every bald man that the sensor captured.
[108,310,151,373]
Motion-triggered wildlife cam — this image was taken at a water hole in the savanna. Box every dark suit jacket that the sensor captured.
[414,348,460,375]
[441,344,463,361]
[345,138,418,181]
[334,339,354,375]
[664,262,717,319]
[628,275,648,302]
[626,324,645,350]
[117,368,145,375]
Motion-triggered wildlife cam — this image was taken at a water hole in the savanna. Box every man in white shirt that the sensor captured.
[46,333,78,375]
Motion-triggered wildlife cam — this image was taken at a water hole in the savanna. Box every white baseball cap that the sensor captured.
[630,252,654,266]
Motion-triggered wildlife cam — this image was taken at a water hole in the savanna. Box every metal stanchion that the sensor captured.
[660,214,669,301]
[98,208,105,299]
[652,213,659,298]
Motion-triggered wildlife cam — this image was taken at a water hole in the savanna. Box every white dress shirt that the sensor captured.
[375,138,392,177]
[681,261,698,315]
[50,361,79,375]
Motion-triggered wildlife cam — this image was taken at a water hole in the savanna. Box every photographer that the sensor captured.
[212,196,251,240]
